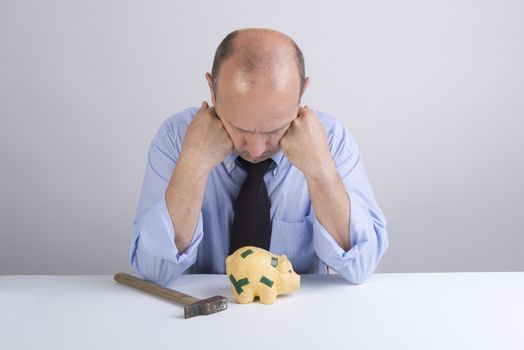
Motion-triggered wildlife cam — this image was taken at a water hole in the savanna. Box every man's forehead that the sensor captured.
[229,66,294,95]
[232,71,253,95]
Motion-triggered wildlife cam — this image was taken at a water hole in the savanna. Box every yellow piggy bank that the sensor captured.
[226,246,301,304]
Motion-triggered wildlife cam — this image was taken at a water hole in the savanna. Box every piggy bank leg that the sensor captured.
[236,289,255,304]
[258,291,277,304]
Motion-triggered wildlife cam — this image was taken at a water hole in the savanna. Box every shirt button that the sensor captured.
[226,162,232,168]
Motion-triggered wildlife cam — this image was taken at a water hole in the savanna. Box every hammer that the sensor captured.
[113,272,227,318]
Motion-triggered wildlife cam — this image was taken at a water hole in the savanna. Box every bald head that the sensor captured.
[211,28,306,98]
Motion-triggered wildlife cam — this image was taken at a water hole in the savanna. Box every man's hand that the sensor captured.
[178,101,234,176]
[167,101,233,253]
[280,106,336,180]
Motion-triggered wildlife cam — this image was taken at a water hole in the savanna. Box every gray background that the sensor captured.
[1,0,523,275]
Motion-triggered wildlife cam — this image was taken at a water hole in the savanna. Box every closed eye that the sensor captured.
[232,122,291,135]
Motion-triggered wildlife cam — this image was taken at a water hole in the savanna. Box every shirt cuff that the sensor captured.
[312,198,371,271]
[137,196,203,264]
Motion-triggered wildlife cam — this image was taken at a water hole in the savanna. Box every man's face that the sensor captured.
[208,67,302,164]
[219,113,293,164]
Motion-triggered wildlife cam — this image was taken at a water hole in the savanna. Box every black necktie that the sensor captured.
[229,157,274,254]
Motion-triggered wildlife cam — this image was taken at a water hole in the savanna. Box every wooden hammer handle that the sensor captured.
[114,272,199,305]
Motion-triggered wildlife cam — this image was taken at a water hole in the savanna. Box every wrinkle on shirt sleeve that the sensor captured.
[312,122,389,285]
[128,116,203,286]
[130,196,203,286]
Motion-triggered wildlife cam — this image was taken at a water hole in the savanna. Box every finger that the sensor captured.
[298,106,308,117]
[208,106,218,117]
[200,101,209,110]
[302,105,316,117]
[279,134,287,147]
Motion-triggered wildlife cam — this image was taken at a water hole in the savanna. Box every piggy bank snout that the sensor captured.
[293,272,300,288]
[282,271,300,292]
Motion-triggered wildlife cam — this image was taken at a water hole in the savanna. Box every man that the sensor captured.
[129,28,388,286]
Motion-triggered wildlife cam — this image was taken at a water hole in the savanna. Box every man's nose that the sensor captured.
[245,134,266,157]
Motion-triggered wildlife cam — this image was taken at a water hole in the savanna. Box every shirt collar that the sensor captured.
[222,150,285,176]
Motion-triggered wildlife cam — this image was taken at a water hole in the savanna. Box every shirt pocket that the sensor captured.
[270,218,316,273]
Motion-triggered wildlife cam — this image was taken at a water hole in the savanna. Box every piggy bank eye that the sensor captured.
[288,270,292,273]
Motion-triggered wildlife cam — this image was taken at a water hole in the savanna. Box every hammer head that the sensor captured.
[184,295,228,318]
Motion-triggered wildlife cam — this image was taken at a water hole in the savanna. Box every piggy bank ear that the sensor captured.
[281,255,288,260]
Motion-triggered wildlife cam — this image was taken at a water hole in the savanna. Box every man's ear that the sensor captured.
[300,76,311,102]
[205,72,217,106]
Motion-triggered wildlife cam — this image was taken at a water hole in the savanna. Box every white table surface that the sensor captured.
[1,272,523,350]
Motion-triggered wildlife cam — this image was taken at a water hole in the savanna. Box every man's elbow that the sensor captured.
[337,246,388,285]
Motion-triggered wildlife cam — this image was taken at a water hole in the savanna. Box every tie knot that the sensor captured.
[236,157,273,179]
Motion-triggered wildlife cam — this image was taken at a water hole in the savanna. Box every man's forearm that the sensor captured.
[305,164,351,251]
[165,157,209,254]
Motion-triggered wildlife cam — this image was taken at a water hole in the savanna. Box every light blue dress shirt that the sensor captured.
[129,107,388,286]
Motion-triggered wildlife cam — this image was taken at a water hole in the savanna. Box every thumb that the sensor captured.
[298,105,308,116]
[200,101,209,110]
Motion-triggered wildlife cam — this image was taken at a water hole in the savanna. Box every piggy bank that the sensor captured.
[226,246,300,304]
